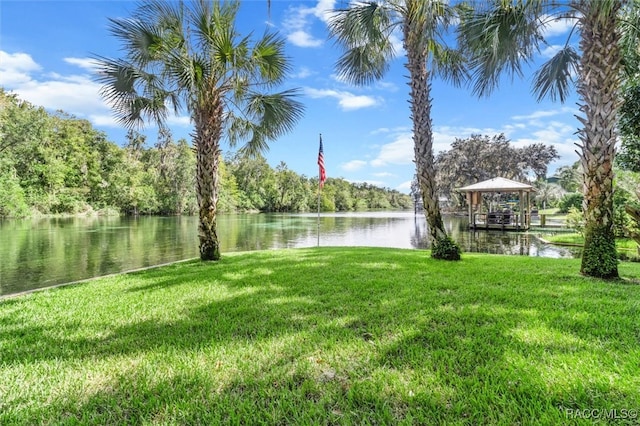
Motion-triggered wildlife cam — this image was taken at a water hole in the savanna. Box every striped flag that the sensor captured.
[318,135,326,188]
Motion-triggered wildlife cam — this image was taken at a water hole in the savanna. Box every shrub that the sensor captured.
[565,207,585,235]
[557,192,583,213]
[431,236,462,261]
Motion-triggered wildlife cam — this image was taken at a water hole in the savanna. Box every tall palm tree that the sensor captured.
[328,0,466,260]
[95,0,304,260]
[458,0,640,278]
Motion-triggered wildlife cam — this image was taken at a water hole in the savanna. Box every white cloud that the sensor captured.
[511,107,578,127]
[0,51,41,86]
[370,126,408,136]
[283,0,336,48]
[341,160,367,171]
[287,30,323,48]
[304,87,379,110]
[167,115,192,127]
[373,172,395,177]
[89,113,119,127]
[540,44,563,58]
[13,76,106,114]
[396,180,412,192]
[293,67,314,79]
[64,57,99,71]
[388,32,404,56]
[541,15,575,38]
[512,110,558,120]
[375,81,399,92]
[1,50,193,132]
[370,132,413,167]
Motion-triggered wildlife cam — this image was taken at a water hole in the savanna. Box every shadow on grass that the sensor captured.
[2,247,639,423]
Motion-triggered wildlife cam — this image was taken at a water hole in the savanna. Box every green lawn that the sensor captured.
[1,248,639,425]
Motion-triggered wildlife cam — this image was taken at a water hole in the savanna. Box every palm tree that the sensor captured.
[533,180,563,210]
[328,0,466,260]
[95,0,304,260]
[458,0,640,278]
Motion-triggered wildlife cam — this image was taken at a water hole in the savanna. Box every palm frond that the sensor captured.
[430,45,469,88]
[246,89,305,138]
[405,0,454,35]
[532,45,579,103]
[458,0,546,97]
[251,32,290,85]
[335,44,392,86]
[107,17,166,66]
[328,1,396,86]
[192,0,239,54]
[225,111,253,148]
[620,1,640,77]
[94,54,172,130]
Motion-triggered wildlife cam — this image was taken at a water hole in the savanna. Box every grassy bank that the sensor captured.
[2,248,639,424]
[544,233,640,259]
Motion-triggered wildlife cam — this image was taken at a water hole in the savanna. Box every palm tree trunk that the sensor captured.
[403,20,448,247]
[194,99,223,261]
[576,2,622,278]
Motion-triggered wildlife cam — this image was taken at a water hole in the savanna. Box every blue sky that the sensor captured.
[1,0,580,193]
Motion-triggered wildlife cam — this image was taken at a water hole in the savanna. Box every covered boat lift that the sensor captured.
[457,177,535,231]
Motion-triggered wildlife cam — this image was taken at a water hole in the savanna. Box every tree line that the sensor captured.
[0,90,412,218]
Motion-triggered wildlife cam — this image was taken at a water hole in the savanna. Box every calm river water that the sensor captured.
[0,212,576,296]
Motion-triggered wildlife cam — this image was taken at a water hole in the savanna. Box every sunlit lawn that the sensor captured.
[1,247,639,424]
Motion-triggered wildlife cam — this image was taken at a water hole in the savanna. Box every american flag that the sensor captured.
[318,135,326,188]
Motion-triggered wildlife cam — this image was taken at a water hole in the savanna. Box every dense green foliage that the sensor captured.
[0,90,411,217]
[430,235,461,261]
[557,192,584,214]
[581,224,620,279]
[2,248,639,424]
[618,5,640,172]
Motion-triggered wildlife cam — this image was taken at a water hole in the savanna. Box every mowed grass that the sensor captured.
[1,247,639,425]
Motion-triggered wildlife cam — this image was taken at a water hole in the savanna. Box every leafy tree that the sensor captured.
[458,0,640,278]
[328,0,466,260]
[86,135,129,211]
[519,143,560,180]
[0,90,50,155]
[0,159,28,217]
[172,139,198,214]
[555,163,581,193]
[329,178,354,211]
[227,152,278,211]
[558,192,584,214]
[435,134,558,205]
[95,0,304,260]
[273,162,309,212]
[533,180,564,210]
[217,159,241,213]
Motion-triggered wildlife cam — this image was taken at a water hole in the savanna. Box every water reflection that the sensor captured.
[0,212,576,296]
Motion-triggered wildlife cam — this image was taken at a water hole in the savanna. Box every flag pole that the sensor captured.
[317,133,325,247]
[317,188,320,247]
[317,133,322,247]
